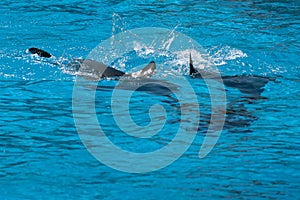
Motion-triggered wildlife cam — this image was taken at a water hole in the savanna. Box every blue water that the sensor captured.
[1,0,300,199]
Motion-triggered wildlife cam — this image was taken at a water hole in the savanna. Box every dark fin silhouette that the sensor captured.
[28,47,52,58]
[79,59,125,79]
[79,60,157,80]
[189,53,197,76]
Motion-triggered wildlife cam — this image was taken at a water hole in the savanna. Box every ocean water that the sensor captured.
[1,0,300,199]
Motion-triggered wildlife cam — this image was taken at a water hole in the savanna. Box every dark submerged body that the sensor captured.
[189,54,275,96]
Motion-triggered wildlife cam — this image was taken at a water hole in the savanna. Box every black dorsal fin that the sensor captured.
[189,53,197,76]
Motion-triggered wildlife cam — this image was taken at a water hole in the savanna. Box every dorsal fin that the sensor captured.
[79,59,125,79]
[189,53,197,76]
[127,61,156,78]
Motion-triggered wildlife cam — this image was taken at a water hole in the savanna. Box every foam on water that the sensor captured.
[210,46,248,66]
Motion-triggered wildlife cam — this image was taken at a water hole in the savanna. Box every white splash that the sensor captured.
[133,41,155,57]
[211,46,247,66]
[161,24,180,51]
